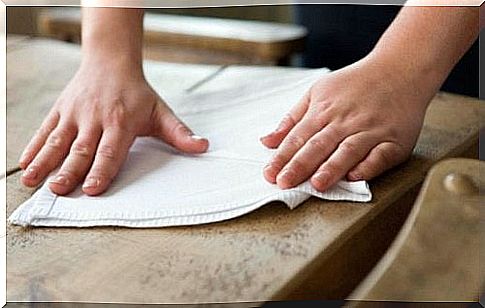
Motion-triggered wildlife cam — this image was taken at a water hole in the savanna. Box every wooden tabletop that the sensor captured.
[6,37,483,303]
[38,8,307,65]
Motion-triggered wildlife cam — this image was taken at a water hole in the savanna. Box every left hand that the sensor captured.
[260,57,433,192]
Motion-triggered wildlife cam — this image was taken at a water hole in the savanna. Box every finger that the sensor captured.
[82,127,135,196]
[260,91,310,149]
[151,104,209,154]
[263,113,323,185]
[347,142,406,181]
[310,133,379,192]
[48,127,102,195]
[21,124,77,187]
[275,124,346,189]
[18,111,60,169]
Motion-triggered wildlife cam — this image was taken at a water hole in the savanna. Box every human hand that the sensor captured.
[19,59,209,196]
[260,57,433,192]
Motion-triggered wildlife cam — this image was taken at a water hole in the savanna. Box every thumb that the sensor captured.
[151,104,209,154]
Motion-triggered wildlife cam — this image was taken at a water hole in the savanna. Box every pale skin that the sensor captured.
[19,7,209,196]
[19,5,480,196]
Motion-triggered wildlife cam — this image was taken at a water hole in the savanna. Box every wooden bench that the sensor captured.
[37,8,307,65]
[6,38,482,303]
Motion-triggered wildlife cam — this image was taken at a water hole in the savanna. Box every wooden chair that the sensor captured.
[349,158,483,304]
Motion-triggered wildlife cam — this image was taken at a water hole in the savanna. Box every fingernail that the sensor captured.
[349,172,362,181]
[83,177,100,189]
[49,175,69,186]
[190,135,206,141]
[22,166,38,180]
[263,164,277,178]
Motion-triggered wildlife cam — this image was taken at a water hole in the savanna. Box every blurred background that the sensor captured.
[7,5,479,97]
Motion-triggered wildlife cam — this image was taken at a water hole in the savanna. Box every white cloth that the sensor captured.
[9,68,372,228]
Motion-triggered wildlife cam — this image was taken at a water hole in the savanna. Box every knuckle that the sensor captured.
[289,159,307,174]
[46,134,64,149]
[303,115,323,132]
[270,154,287,169]
[316,99,333,111]
[43,111,60,128]
[313,112,329,128]
[339,142,358,156]
[88,169,112,181]
[374,146,395,165]
[35,126,50,138]
[71,141,93,157]
[354,161,372,176]
[97,145,117,160]
[308,137,326,152]
[281,114,296,127]
[164,121,190,145]
[172,122,191,136]
[324,126,344,144]
[284,134,305,148]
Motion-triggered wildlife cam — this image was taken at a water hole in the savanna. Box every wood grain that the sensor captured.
[6,39,483,303]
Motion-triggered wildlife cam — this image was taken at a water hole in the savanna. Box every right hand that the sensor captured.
[19,58,209,196]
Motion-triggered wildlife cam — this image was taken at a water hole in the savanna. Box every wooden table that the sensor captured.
[6,37,482,304]
[37,8,307,65]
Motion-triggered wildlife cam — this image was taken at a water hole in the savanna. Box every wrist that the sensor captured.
[81,7,144,74]
[80,52,144,80]
[362,50,444,109]
[82,34,143,65]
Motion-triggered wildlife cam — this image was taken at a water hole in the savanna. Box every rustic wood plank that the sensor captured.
[6,38,224,173]
[37,8,306,65]
[349,158,482,302]
[6,42,483,303]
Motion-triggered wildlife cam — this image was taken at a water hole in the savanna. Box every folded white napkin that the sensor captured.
[9,68,371,228]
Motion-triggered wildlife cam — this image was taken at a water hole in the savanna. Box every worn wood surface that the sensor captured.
[6,38,483,303]
[350,158,483,303]
[38,8,306,65]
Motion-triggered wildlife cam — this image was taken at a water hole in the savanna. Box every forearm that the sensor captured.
[81,5,144,71]
[367,6,478,105]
